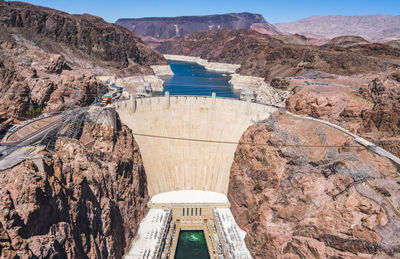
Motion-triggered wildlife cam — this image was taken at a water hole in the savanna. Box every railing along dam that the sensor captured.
[116,95,276,196]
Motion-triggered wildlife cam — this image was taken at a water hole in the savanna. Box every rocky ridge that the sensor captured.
[116,12,281,43]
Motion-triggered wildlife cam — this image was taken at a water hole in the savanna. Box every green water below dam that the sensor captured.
[174,230,210,259]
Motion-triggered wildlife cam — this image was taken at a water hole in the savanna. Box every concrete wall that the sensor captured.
[116,96,276,196]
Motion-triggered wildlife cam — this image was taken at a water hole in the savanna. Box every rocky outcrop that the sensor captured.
[0,108,149,258]
[286,73,400,156]
[359,73,400,141]
[116,12,280,43]
[228,112,400,258]
[275,14,400,42]
[328,35,369,47]
[0,56,106,117]
[387,40,400,49]
[286,84,372,133]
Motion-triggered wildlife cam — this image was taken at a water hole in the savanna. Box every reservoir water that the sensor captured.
[161,60,239,98]
[174,230,210,259]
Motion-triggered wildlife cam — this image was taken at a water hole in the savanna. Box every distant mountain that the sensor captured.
[275,15,400,41]
[116,12,281,43]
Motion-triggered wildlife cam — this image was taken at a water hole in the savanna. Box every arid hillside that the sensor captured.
[0,1,167,118]
[157,29,400,80]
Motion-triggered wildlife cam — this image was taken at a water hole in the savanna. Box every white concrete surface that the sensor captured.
[150,65,174,76]
[214,208,252,259]
[164,54,241,74]
[98,75,166,92]
[150,190,229,204]
[229,74,266,90]
[0,147,35,171]
[125,208,171,259]
[116,96,276,196]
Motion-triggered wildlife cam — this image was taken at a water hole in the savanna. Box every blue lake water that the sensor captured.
[160,60,239,98]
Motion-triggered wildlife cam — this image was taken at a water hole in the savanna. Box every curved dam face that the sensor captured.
[116,95,276,196]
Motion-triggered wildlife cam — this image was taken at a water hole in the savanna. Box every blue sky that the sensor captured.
[19,0,400,23]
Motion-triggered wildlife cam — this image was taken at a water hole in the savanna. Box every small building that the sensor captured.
[136,83,153,98]
[8,124,21,133]
[101,91,120,106]
[239,88,255,102]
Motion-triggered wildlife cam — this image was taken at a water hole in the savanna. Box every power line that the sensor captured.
[130,132,365,149]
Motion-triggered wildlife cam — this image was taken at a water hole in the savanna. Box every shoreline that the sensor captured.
[164,54,240,74]
[97,64,174,94]
[164,54,290,107]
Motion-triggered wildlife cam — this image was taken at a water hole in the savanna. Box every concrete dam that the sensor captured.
[116,94,276,196]
[116,94,276,258]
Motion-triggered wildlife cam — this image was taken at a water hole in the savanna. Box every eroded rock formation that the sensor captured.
[0,108,148,258]
[229,112,400,258]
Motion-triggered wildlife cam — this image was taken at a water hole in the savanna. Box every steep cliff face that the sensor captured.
[228,112,400,258]
[157,29,400,80]
[116,12,280,42]
[0,109,149,258]
[0,1,167,118]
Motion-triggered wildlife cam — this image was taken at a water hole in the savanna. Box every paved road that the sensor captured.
[0,116,67,162]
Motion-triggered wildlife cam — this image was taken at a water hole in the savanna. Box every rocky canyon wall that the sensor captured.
[0,108,149,258]
[228,112,400,258]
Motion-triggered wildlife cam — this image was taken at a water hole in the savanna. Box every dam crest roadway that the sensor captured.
[116,93,275,258]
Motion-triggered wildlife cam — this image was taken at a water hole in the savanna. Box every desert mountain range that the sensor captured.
[275,14,400,42]
[118,13,400,44]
